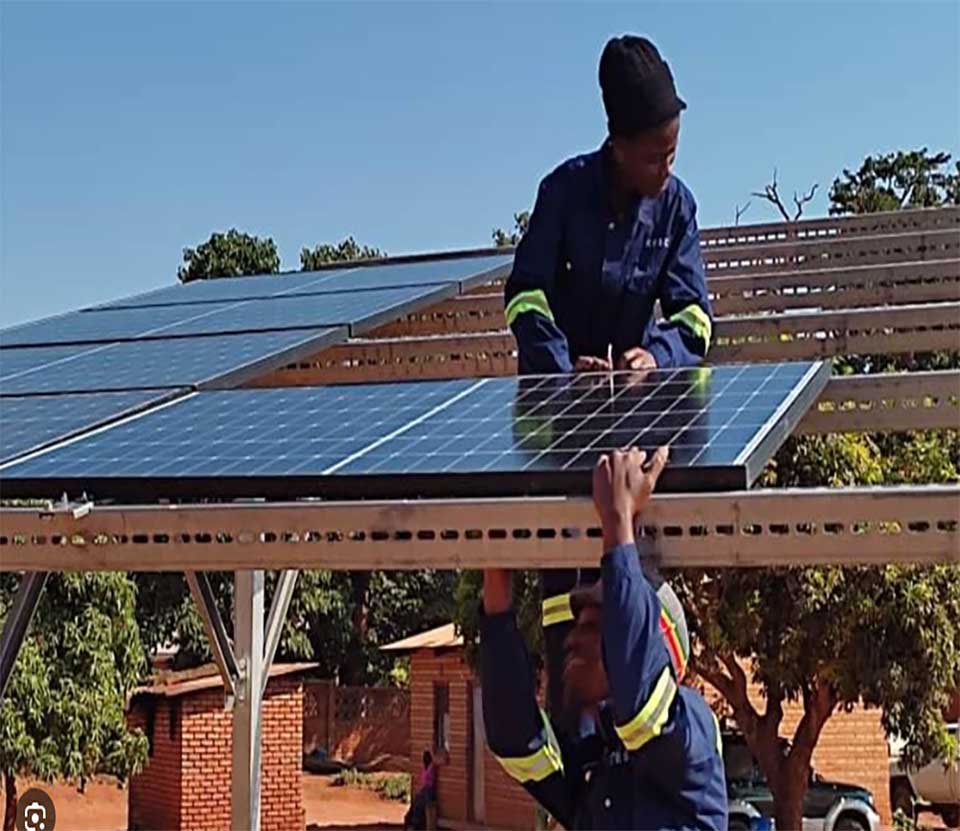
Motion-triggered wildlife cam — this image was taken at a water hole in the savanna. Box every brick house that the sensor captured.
[385,624,893,829]
[126,662,315,831]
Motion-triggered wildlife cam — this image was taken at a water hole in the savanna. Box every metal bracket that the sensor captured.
[261,570,298,700]
[186,571,240,704]
[0,572,49,701]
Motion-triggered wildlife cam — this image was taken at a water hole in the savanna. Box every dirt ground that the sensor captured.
[5,773,404,831]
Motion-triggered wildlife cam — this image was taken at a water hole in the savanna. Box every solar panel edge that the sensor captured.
[739,360,832,486]
[0,387,194,467]
[196,326,348,390]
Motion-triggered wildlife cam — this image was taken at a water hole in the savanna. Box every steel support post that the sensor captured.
[0,571,49,702]
[232,570,265,831]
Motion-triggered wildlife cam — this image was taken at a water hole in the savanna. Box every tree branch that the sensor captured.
[735,201,752,226]
[792,183,819,220]
[752,168,793,223]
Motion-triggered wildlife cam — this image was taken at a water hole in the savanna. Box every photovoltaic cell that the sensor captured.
[0,362,829,498]
[0,328,344,394]
[1,285,452,347]
[0,389,186,463]
[91,254,511,310]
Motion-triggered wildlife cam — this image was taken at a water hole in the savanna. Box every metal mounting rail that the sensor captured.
[0,486,956,571]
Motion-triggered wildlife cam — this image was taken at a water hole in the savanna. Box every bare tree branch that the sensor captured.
[735,201,752,225]
[752,168,792,223]
[792,183,819,220]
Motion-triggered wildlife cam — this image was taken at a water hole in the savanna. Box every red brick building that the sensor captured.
[387,624,894,830]
[126,662,314,831]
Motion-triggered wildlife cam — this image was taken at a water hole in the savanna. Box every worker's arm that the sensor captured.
[593,448,678,752]
[644,189,714,369]
[479,569,576,828]
[504,172,573,374]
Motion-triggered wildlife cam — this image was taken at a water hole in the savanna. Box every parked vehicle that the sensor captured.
[724,732,880,831]
[889,722,960,828]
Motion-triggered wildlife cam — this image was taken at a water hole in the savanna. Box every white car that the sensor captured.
[889,722,960,828]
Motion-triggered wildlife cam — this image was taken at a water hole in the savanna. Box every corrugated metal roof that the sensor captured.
[133,661,318,699]
[380,623,462,652]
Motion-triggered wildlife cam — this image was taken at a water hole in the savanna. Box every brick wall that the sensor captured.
[304,680,410,763]
[410,650,538,830]
[128,676,304,831]
[128,699,182,830]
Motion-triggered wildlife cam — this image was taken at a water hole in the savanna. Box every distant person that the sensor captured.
[404,750,437,830]
[502,33,714,733]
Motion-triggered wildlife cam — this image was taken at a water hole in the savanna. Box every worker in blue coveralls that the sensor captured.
[503,34,715,729]
[480,447,727,830]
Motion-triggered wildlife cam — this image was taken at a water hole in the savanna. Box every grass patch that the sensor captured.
[331,769,411,803]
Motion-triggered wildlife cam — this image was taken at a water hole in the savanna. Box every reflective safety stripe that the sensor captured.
[711,711,723,757]
[614,665,678,751]
[669,303,713,351]
[505,289,555,327]
[541,593,574,628]
[494,709,565,783]
[659,607,687,679]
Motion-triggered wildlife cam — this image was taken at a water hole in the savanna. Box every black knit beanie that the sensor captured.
[599,35,687,137]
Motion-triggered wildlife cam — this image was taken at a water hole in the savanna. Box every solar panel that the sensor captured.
[0,389,186,464]
[1,344,91,382]
[0,362,829,498]
[1,284,456,347]
[0,328,344,394]
[92,254,511,310]
[92,269,353,309]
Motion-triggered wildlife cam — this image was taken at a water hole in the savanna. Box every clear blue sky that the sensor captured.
[2,1,957,328]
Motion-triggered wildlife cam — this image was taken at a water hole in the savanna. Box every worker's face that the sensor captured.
[562,601,609,713]
[611,116,680,198]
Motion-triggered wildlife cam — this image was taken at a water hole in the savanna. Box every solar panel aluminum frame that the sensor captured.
[0,362,831,502]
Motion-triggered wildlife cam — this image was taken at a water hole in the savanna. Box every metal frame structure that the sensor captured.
[1,206,958,830]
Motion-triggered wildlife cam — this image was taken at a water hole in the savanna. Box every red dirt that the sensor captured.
[304,773,405,830]
[3,773,405,831]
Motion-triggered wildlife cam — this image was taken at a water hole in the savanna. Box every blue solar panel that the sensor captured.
[0,389,185,463]
[0,328,343,394]
[2,284,455,347]
[1,345,90,382]
[93,255,511,310]
[93,269,352,309]
[0,362,829,497]
[305,255,511,294]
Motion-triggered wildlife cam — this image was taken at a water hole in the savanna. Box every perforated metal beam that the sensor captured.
[0,486,956,571]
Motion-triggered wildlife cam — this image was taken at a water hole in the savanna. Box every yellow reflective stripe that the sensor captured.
[614,665,677,751]
[711,711,723,757]
[669,303,712,350]
[505,289,555,327]
[541,593,574,627]
[494,709,564,783]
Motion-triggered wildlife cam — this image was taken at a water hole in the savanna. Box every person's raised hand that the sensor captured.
[575,355,613,372]
[617,347,657,372]
[591,446,669,549]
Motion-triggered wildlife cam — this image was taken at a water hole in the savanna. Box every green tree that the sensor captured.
[300,236,384,271]
[492,211,530,247]
[829,149,960,215]
[177,228,280,283]
[0,573,147,831]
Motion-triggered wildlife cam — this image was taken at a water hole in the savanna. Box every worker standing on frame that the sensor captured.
[503,34,715,728]
[480,448,727,829]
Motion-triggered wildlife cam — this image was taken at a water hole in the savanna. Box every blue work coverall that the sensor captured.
[504,141,713,374]
[503,142,715,723]
[480,544,728,830]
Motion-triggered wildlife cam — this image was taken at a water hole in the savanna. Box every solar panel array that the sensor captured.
[0,254,512,463]
[0,362,830,499]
